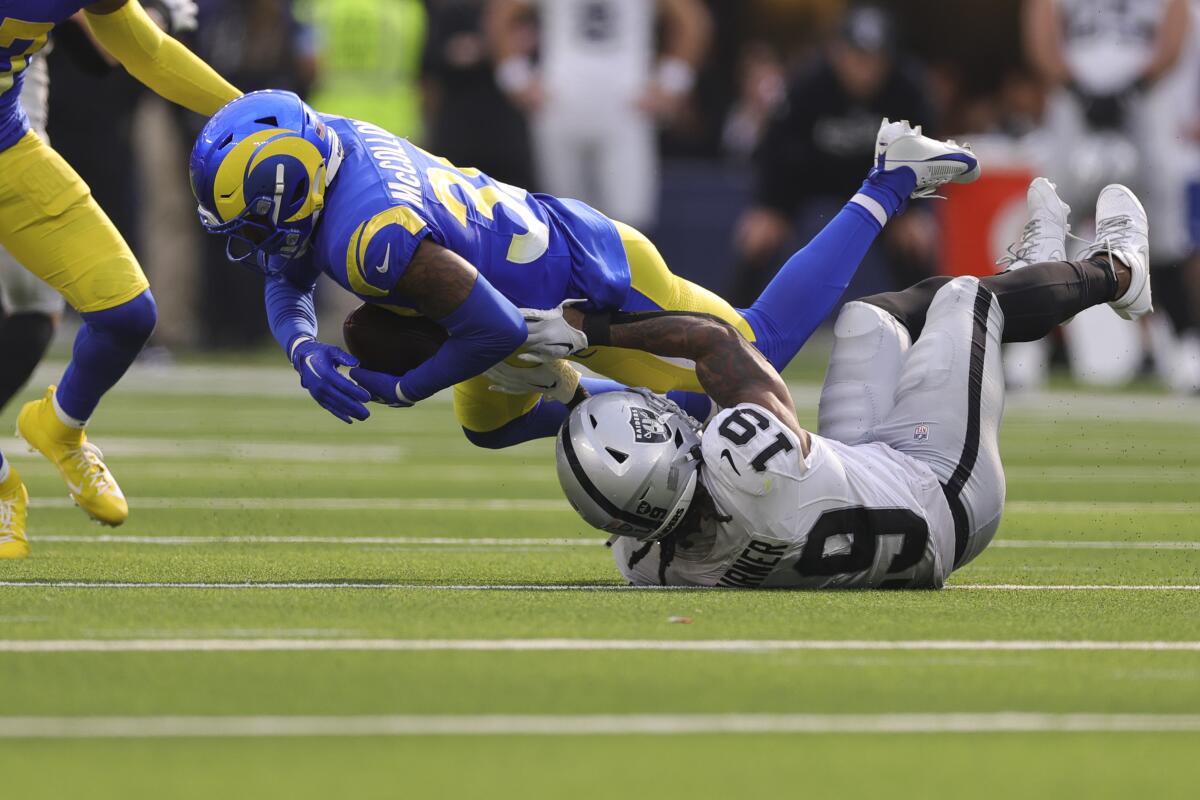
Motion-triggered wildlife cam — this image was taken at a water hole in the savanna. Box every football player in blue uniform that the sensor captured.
[189,90,978,450]
[0,0,240,559]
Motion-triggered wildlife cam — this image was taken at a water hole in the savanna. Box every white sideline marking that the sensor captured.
[1,581,1198,591]
[3,713,1200,738]
[2,638,1200,654]
[24,496,1200,514]
[28,534,1200,551]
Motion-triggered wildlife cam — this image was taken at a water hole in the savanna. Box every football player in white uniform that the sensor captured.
[488,0,711,231]
[513,178,1152,588]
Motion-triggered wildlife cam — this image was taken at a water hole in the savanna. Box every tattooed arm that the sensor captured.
[580,309,806,446]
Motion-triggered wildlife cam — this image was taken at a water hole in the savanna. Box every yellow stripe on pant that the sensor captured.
[0,131,149,314]
[454,220,754,433]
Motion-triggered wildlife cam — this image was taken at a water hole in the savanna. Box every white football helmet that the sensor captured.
[556,391,702,541]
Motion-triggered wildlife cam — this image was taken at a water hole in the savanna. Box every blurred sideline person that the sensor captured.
[546,179,1152,588]
[423,0,535,188]
[0,53,63,414]
[188,92,977,452]
[1024,0,1200,390]
[297,0,425,139]
[486,0,712,231]
[0,0,241,560]
[734,4,939,308]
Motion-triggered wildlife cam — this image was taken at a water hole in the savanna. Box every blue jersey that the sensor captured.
[286,115,632,313]
[0,1,85,151]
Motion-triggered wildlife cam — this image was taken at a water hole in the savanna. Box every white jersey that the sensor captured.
[613,404,956,589]
[534,0,654,103]
[1059,0,1167,94]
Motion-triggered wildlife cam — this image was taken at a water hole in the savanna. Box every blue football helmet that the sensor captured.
[190,90,342,274]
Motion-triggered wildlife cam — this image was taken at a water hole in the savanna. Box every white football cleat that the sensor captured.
[874,118,980,197]
[1080,184,1152,320]
[997,177,1070,271]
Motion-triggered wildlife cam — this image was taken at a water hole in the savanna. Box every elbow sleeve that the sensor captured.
[85,2,241,116]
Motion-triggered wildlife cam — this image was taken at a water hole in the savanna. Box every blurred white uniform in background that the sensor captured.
[1022,0,1200,389]
[530,0,659,230]
[0,54,65,318]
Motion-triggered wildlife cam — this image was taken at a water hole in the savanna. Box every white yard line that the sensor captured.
[2,638,1200,654]
[1,581,1197,591]
[24,496,1200,514]
[992,540,1200,551]
[32,534,600,547]
[2,712,1200,738]
[27,534,1200,550]
[28,497,570,512]
[0,437,408,464]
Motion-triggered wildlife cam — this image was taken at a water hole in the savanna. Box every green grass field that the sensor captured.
[1,358,1198,799]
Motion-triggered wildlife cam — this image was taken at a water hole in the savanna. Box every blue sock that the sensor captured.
[56,290,157,422]
[0,450,7,480]
[740,172,916,371]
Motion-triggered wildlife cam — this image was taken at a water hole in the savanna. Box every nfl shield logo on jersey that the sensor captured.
[913,424,929,441]
[629,407,670,444]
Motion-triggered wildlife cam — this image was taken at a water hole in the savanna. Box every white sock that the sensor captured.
[850,193,890,229]
[51,391,88,429]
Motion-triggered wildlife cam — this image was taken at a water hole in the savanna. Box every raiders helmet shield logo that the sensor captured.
[629,407,670,444]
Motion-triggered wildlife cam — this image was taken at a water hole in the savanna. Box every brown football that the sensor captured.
[342,303,448,376]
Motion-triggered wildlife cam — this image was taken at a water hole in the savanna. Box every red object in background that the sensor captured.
[939,168,1035,276]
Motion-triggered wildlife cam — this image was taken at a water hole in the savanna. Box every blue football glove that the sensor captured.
[348,367,415,408]
[290,338,372,423]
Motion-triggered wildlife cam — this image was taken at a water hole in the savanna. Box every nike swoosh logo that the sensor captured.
[305,355,321,378]
[375,242,392,274]
[66,480,84,496]
[719,449,740,475]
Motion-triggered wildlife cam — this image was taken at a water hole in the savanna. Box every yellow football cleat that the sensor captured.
[0,465,30,560]
[17,386,128,527]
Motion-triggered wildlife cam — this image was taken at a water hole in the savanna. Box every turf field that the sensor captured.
[1,356,1198,799]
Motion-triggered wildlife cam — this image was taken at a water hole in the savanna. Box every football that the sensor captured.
[342,303,448,376]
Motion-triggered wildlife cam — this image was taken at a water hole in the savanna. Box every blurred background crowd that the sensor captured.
[17,0,1200,393]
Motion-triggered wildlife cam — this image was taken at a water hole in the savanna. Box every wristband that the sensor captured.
[496,57,536,94]
[582,312,613,348]
[656,57,696,96]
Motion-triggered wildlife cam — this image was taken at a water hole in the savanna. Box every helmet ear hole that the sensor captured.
[605,447,629,464]
[589,414,598,428]
[255,116,280,126]
[673,428,684,448]
[218,133,234,149]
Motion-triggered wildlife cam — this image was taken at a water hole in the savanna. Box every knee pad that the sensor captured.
[83,290,157,345]
[818,302,912,443]
[932,276,985,309]
[831,301,912,362]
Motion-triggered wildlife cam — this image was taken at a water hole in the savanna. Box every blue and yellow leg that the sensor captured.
[0,132,156,423]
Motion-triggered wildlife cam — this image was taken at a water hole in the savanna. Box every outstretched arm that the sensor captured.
[582,310,805,443]
[349,239,528,406]
[83,0,240,116]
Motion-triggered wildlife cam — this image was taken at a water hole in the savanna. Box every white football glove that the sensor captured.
[516,299,588,364]
[485,359,582,404]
